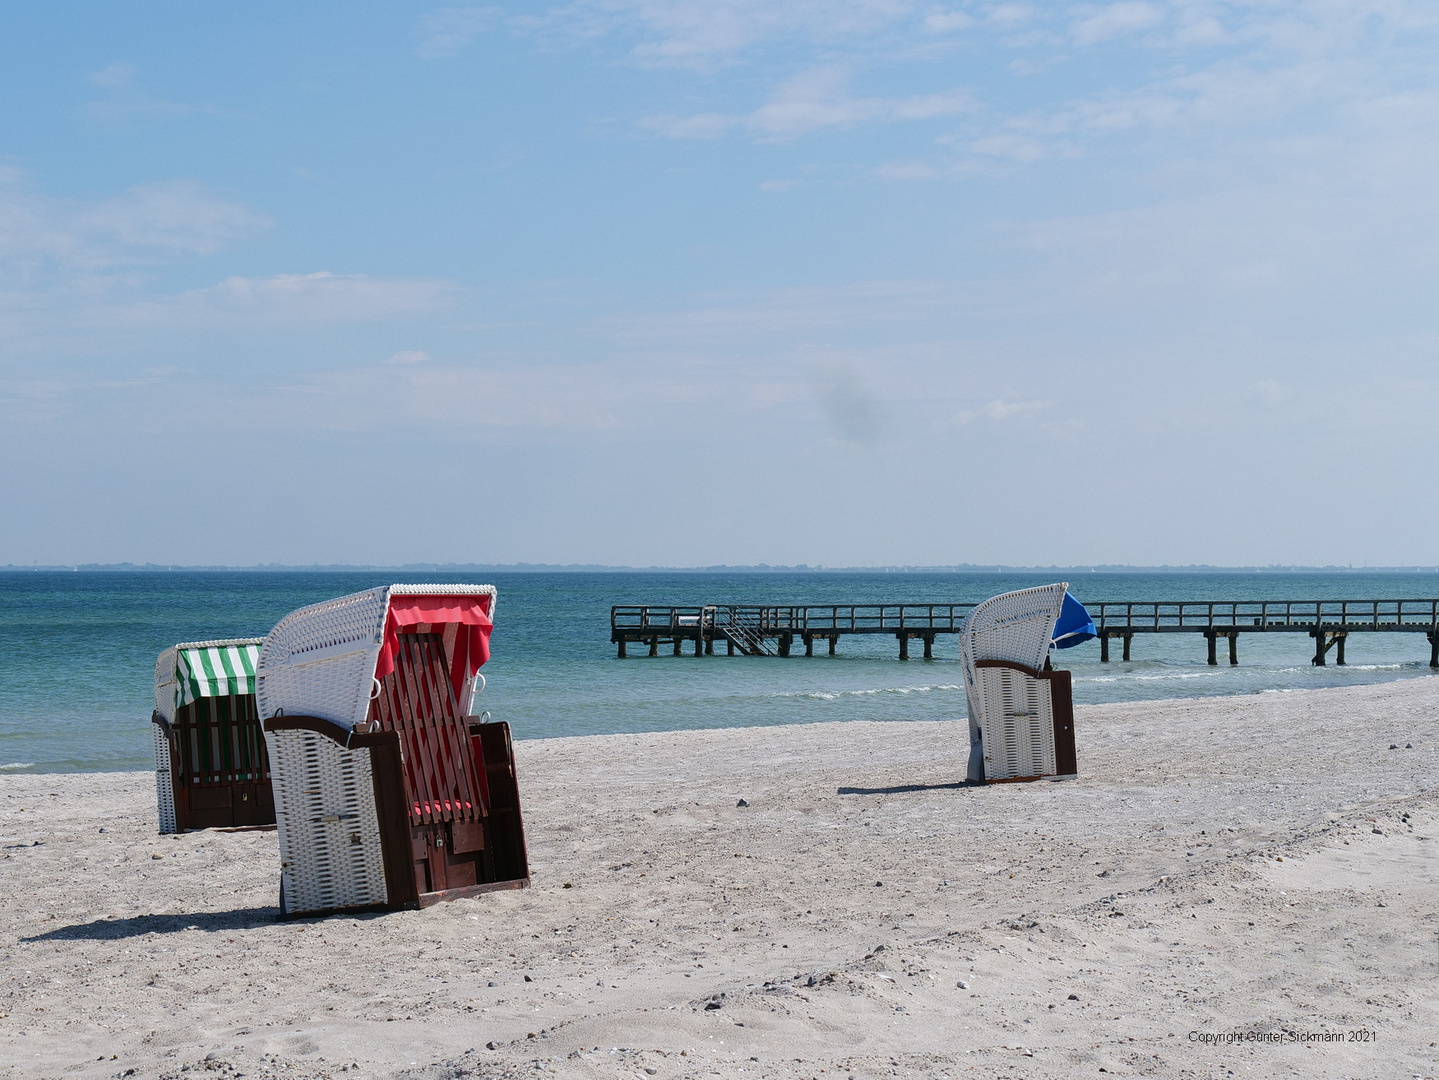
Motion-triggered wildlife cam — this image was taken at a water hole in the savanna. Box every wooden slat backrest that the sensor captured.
[368,632,482,826]
[176,695,267,784]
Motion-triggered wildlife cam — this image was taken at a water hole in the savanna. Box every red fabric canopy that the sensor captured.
[374,594,493,705]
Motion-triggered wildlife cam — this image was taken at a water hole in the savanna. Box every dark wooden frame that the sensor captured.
[263,714,529,916]
[153,701,275,832]
[973,659,1077,781]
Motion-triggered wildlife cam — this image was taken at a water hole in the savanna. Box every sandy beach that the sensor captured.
[2,679,1436,1080]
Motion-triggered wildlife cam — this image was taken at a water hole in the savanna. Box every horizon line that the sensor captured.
[4,562,1439,574]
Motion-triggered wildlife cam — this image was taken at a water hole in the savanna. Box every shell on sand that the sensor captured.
[1,678,1435,1079]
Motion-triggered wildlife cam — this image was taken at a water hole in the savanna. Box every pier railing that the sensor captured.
[610,603,974,635]
[1089,599,1439,632]
[611,598,1439,665]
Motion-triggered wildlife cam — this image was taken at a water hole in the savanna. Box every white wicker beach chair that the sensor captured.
[959,583,1078,784]
[256,584,528,917]
[152,639,270,833]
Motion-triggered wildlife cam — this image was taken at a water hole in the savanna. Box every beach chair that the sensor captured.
[255,584,528,917]
[152,639,272,833]
[959,583,1078,784]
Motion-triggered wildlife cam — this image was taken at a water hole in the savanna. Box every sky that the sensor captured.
[1,1,1436,568]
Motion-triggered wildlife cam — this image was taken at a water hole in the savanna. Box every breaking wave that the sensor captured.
[775,683,965,702]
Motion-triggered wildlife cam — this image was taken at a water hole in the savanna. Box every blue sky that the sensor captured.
[1,1,1436,566]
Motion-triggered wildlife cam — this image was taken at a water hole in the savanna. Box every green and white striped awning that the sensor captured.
[175,644,261,709]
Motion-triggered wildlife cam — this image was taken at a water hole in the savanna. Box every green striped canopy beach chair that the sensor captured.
[152,639,274,833]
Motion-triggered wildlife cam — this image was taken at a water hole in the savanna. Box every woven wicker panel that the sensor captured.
[257,588,388,730]
[153,724,177,834]
[976,666,1057,780]
[154,647,178,725]
[960,583,1068,671]
[266,729,387,914]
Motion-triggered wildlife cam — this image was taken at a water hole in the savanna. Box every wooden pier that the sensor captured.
[610,599,1439,667]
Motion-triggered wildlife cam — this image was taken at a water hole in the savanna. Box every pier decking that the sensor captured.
[610,599,1439,666]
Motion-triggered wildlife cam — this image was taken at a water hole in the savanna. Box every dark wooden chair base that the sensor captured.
[972,660,1078,782]
[154,696,275,832]
[265,713,530,917]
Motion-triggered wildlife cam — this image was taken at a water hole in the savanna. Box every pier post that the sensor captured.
[727,637,736,656]
[617,638,627,659]
[1206,632,1218,666]
[1430,631,1439,668]
[1312,630,1326,666]
[804,634,814,657]
[898,634,909,661]
[1100,634,1110,662]
[649,637,659,658]
[1123,634,1133,662]
[828,635,837,656]
[779,633,792,658]
[1335,633,1346,665]
[705,636,714,655]
[1228,633,1238,666]
[694,635,703,657]
[673,637,683,657]
[923,634,934,660]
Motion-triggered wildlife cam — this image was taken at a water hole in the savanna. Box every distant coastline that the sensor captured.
[4,562,1439,574]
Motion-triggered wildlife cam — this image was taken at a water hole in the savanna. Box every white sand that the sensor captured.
[2,679,1436,1080]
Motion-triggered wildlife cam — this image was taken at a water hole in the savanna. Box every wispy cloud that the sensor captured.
[951,398,1050,425]
[127,272,454,327]
[416,7,498,58]
[923,8,974,34]
[645,66,975,140]
[574,0,927,68]
[1070,1,1163,46]
[0,173,270,271]
[0,173,456,361]
[79,63,212,123]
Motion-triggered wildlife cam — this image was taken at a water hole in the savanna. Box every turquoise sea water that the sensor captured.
[2,570,1437,774]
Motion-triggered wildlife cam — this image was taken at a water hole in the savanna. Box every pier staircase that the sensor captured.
[715,607,775,656]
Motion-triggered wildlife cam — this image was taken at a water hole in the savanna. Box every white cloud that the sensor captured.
[416,7,498,58]
[951,398,1050,425]
[580,0,925,67]
[235,358,734,435]
[0,174,270,271]
[387,349,432,365]
[923,8,974,34]
[0,173,460,365]
[646,66,974,141]
[79,62,210,122]
[749,66,882,138]
[643,111,736,138]
[985,3,1034,30]
[89,62,135,89]
[1070,1,1163,47]
[134,272,454,326]
[966,133,1047,161]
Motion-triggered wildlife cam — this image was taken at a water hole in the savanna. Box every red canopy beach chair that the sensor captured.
[256,584,528,917]
[152,639,272,833]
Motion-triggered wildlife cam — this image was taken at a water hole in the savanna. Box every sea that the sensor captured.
[2,570,1437,775]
